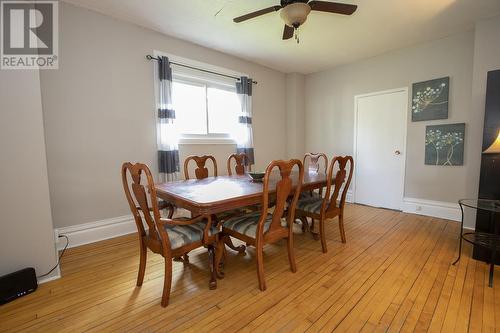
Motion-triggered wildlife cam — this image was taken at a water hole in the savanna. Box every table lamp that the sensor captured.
[483,131,500,154]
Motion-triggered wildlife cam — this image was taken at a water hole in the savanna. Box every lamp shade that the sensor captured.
[483,131,500,154]
[280,3,311,27]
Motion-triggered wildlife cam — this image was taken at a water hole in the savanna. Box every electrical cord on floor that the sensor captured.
[37,234,69,279]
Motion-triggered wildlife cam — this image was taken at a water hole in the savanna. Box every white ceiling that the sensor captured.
[63,0,500,74]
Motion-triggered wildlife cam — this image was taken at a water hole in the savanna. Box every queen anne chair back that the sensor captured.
[227,153,251,175]
[260,159,304,235]
[184,155,218,180]
[303,153,328,174]
[323,156,354,214]
[122,162,163,243]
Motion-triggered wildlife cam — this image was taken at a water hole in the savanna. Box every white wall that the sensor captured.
[36,2,500,236]
[40,3,287,229]
[0,69,58,280]
[285,73,306,159]
[305,30,476,205]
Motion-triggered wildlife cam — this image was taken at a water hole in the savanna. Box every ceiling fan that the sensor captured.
[233,0,357,43]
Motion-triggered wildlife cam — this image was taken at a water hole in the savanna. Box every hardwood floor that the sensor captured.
[0,204,498,332]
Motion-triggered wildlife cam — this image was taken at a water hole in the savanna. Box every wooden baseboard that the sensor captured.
[53,196,464,253]
[402,197,461,222]
[55,215,136,251]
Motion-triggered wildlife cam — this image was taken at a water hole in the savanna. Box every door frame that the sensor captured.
[352,87,409,210]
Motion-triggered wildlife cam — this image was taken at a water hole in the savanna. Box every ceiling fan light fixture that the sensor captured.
[280,2,311,28]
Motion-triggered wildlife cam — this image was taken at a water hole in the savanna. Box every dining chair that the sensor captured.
[221,159,304,291]
[304,152,328,174]
[295,156,353,253]
[224,152,258,253]
[184,154,244,255]
[184,155,218,180]
[121,162,221,307]
[303,152,328,197]
[227,153,251,176]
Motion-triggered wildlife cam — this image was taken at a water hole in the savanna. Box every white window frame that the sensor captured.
[153,50,247,145]
[172,74,237,144]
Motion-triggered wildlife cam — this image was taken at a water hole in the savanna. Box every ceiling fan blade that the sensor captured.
[282,25,294,40]
[308,1,357,15]
[233,5,282,23]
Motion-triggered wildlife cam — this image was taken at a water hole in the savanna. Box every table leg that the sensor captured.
[310,219,320,241]
[296,215,317,240]
[214,236,225,279]
[298,216,310,234]
[207,245,217,290]
[173,253,189,263]
[223,234,246,255]
[452,203,465,265]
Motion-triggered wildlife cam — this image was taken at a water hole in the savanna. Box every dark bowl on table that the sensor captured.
[248,172,265,182]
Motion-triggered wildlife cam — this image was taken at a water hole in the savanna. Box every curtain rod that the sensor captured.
[146,55,257,84]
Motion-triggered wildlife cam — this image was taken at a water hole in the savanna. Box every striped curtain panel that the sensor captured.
[235,76,255,165]
[156,56,180,182]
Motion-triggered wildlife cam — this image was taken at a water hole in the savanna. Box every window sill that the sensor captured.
[178,137,236,145]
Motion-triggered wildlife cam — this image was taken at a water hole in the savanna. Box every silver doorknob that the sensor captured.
[395,150,401,155]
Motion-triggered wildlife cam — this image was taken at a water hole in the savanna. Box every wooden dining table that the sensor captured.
[155,171,328,216]
[154,171,328,288]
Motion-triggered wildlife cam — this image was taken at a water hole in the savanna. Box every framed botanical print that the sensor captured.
[412,77,449,122]
[425,123,465,166]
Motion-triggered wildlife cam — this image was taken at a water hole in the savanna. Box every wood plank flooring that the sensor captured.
[0,204,498,332]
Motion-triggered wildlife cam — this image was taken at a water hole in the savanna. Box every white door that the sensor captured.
[354,88,407,210]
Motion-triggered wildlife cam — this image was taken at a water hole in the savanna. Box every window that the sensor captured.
[171,73,241,140]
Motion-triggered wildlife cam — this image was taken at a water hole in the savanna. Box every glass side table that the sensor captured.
[453,199,500,287]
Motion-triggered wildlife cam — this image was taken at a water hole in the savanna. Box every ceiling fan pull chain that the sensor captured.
[294,27,300,44]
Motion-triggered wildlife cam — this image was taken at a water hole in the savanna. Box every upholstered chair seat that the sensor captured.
[223,211,273,238]
[155,219,220,250]
[299,191,322,200]
[296,196,324,214]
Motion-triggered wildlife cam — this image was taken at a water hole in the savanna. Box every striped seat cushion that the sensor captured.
[161,219,219,250]
[299,191,322,199]
[223,211,273,238]
[296,196,324,214]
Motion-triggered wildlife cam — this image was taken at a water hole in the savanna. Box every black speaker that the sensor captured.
[0,268,38,305]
